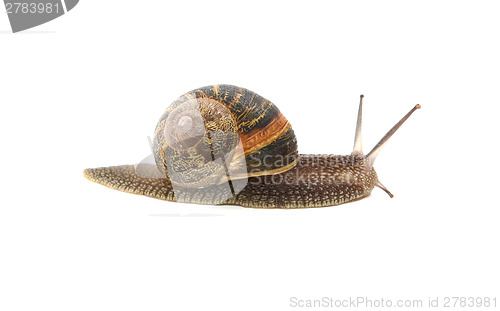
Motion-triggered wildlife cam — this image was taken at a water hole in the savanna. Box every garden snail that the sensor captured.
[84,84,420,208]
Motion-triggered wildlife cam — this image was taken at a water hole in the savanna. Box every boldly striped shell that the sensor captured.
[152,85,298,188]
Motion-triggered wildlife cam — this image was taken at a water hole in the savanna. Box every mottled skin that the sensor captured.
[83,154,378,209]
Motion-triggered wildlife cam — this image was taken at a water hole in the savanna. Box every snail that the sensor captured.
[84,85,420,208]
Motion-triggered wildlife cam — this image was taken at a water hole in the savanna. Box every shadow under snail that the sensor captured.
[84,85,420,208]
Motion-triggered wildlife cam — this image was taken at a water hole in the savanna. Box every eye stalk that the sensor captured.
[351,95,421,197]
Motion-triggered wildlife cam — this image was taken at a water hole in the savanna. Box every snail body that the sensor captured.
[84,85,420,208]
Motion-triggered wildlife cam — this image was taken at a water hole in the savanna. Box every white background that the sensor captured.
[1,1,499,310]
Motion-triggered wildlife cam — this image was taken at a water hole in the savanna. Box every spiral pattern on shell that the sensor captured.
[152,85,299,188]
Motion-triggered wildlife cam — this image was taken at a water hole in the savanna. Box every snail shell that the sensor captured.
[152,85,298,188]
